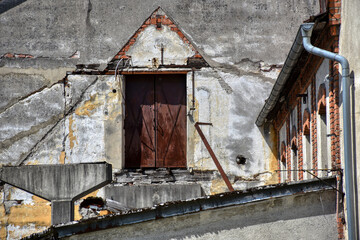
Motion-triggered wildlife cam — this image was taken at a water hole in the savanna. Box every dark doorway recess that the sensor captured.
[125,74,187,168]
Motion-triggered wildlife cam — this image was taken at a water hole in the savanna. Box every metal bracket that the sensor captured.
[194,122,234,192]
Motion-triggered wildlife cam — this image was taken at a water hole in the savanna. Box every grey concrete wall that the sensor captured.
[0,1,320,171]
[0,163,112,201]
[0,0,319,65]
[65,190,337,240]
[0,1,320,238]
[105,184,203,209]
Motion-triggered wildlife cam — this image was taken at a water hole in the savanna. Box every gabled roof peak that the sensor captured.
[106,7,208,70]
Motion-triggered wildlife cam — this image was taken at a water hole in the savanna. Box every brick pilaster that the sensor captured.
[297,100,304,180]
[311,78,318,176]
[286,118,291,182]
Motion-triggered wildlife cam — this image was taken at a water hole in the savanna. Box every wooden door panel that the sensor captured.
[155,75,186,167]
[125,75,155,168]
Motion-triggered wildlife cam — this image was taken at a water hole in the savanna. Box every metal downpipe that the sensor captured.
[301,23,356,239]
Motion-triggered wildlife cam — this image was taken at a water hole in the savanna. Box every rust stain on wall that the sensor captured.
[68,116,78,149]
[75,94,101,116]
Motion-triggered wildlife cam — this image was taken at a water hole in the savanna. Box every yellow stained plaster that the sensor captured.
[32,195,48,204]
[210,178,230,195]
[74,205,81,221]
[7,196,50,228]
[25,160,39,165]
[0,205,7,240]
[264,127,279,185]
[75,94,102,117]
[8,203,51,226]
[0,204,7,225]
[0,226,6,240]
[68,116,78,149]
[59,151,66,164]
[106,92,122,120]
[74,190,103,221]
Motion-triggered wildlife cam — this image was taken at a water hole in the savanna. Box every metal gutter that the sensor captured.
[27,177,336,239]
[255,27,304,127]
[300,22,357,240]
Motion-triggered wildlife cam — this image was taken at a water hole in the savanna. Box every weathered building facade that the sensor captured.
[0,0,322,239]
[256,0,360,238]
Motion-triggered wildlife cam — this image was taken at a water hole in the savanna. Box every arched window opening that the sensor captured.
[291,126,298,181]
[318,84,328,177]
[280,141,287,182]
[303,108,312,179]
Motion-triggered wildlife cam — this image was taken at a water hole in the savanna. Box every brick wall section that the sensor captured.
[328,0,344,238]
[336,173,345,239]
[110,7,203,61]
[2,53,34,58]
[328,0,341,180]
[329,45,341,170]
[271,5,344,238]
[311,78,318,176]
[286,118,291,182]
[278,135,281,183]
[297,99,304,180]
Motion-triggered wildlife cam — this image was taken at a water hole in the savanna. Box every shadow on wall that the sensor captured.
[350,70,359,207]
[226,90,273,174]
[0,0,28,14]
[258,121,278,162]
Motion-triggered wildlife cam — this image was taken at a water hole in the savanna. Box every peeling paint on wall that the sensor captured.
[0,1,321,238]
[75,94,102,117]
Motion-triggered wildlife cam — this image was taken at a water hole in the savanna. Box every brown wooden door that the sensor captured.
[125,74,186,168]
[155,75,186,167]
[125,75,156,168]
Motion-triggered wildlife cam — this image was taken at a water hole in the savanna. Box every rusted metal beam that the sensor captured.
[194,122,234,192]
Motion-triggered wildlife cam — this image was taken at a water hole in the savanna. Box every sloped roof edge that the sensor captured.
[255,26,304,127]
[256,12,327,127]
[25,177,336,239]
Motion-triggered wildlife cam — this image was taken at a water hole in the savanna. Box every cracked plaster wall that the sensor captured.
[0,0,319,238]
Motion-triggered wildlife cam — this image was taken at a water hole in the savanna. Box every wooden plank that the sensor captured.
[155,75,187,168]
[124,75,156,168]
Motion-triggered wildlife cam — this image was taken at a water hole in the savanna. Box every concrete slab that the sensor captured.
[0,163,112,201]
[0,163,112,224]
[105,183,203,209]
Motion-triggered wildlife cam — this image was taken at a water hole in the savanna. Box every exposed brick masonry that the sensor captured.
[286,118,291,182]
[328,0,344,238]
[297,100,304,180]
[311,78,318,176]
